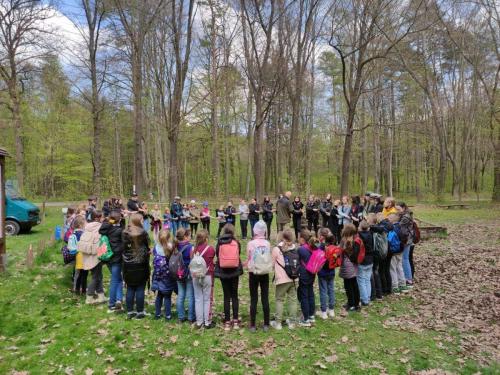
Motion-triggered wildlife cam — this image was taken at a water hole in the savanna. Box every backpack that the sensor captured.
[412,221,421,244]
[249,245,273,275]
[189,246,210,279]
[168,244,189,281]
[277,247,300,280]
[97,235,113,262]
[304,248,327,274]
[218,240,240,268]
[63,227,74,243]
[354,235,366,264]
[61,245,75,264]
[388,228,402,254]
[373,232,388,259]
[152,244,170,281]
[325,244,342,269]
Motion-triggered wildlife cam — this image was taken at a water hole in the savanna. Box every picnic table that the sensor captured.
[436,203,470,210]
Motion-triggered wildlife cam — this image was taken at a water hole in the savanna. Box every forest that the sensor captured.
[0,0,499,202]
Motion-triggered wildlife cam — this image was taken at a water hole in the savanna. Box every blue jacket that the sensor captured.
[177,240,193,278]
[298,244,315,284]
[170,202,183,219]
[318,243,335,278]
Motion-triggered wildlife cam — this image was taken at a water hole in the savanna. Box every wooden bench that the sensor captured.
[436,204,470,210]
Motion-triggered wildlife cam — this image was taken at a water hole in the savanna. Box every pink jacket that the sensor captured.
[272,242,295,285]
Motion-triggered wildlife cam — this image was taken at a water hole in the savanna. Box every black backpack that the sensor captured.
[278,247,300,280]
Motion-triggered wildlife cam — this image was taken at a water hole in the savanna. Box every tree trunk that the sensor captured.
[132,52,145,195]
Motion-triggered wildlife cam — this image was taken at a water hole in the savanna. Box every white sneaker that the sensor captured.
[327,309,335,318]
[270,321,282,330]
[320,311,328,320]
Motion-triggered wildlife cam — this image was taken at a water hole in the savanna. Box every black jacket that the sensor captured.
[358,231,374,265]
[127,199,140,212]
[248,203,260,221]
[292,201,304,217]
[99,221,124,264]
[306,201,319,221]
[122,229,150,286]
[262,201,273,221]
[214,234,242,279]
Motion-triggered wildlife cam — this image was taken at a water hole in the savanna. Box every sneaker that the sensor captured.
[127,311,137,319]
[342,304,350,310]
[400,286,410,293]
[308,316,316,324]
[107,306,117,314]
[232,320,240,330]
[361,302,370,307]
[327,309,335,318]
[249,326,257,333]
[347,306,357,312]
[165,315,172,321]
[392,288,401,295]
[96,293,108,304]
[262,325,270,332]
[376,295,383,300]
[298,320,311,328]
[85,295,98,305]
[271,321,282,330]
[204,322,216,329]
[406,281,414,288]
[115,301,122,310]
[136,312,146,319]
[154,315,162,320]
[319,311,328,320]
[195,324,203,330]
[223,322,232,331]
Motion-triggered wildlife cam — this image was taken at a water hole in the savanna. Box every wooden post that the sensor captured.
[0,148,9,272]
[26,244,34,269]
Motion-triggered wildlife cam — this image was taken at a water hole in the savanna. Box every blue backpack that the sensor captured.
[388,224,402,254]
[152,244,170,281]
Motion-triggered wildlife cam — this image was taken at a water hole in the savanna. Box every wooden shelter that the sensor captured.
[0,148,8,272]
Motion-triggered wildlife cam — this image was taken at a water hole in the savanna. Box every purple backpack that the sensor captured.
[152,244,170,281]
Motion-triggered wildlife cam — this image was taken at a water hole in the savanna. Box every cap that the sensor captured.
[370,193,382,198]
[364,191,373,197]
[202,201,208,207]
[174,196,181,200]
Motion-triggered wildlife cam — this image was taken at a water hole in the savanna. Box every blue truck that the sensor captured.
[5,184,40,236]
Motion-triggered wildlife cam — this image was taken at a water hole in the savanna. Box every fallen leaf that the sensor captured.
[85,369,94,375]
[193,340,199,347]
[95,348,104,355]
[314,361,327,369]
[341,336,349,343]
[324,354,338,363]
[170,335,178,344]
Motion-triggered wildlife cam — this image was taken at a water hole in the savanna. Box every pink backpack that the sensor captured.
[304,248,327,274]
[218,240,240,268]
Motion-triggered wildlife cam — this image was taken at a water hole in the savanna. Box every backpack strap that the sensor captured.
[198,245,210,257]
[276,246,286,270]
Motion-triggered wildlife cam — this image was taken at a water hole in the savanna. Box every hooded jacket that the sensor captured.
[246,221,271,272]
[98,221,123,264]
[272,242,295,285]
[215,234,242,279]
[358,230,374,266]
[78,221,102,271]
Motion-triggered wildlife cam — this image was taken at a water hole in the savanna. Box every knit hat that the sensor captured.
[253,220,267,239]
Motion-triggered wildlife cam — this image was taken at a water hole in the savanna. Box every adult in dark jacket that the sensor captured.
[306,195,320,235]
[357,221,374,306]
[371,218,393,295]
[370,194,383,213]
[170,196,183,235]
[276,191,293,233]
[99,210,124,311]
[214,224,242,330]
[319,194,333,228]
[127,194,140,213]
[224,202,237,225]
[291,196,304,240]
[248,198,261,237]
[261,196,274,240]
[297,229,316,327]
[122,213,150,319]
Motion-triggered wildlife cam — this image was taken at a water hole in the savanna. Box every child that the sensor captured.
[181,204,191,230]
[151,204,162,235]
[163,208,172,231]
[200,202,210,232]
[246,220,272,332]
[216,205,226,239]
[175,228,195,323]
[366,213,383,300]
[297,229,316,327]
[271,228,298,330]
[141,203,151,232]
[99,210,124,313]
[339,224,361,312]
[190,229,216,329]
[382,197,398,218]
[357,220,374,306]
[78,210,105,305]
[215,224,242,331]
[388,213,407,294]
[151,230,177,320]
[122,213,151,319]
[316,227,336,319]
[63,207,76,242]
[69,216,87,295]
[189,200,201,238]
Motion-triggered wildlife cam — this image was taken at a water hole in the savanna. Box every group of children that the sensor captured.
[61,194,419,331]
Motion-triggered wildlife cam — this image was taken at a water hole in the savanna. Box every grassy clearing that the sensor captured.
[0,206,498,374]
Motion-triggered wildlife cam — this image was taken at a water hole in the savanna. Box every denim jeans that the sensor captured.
[249,219,258,238]
[107,262,123,308]
[177,278,195,321]
[126,284,145,313]
[357,264,373,304]
[155,291,173,318]
[318,275,335,312]
[402,244,412,281]
[171,220,179,236]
